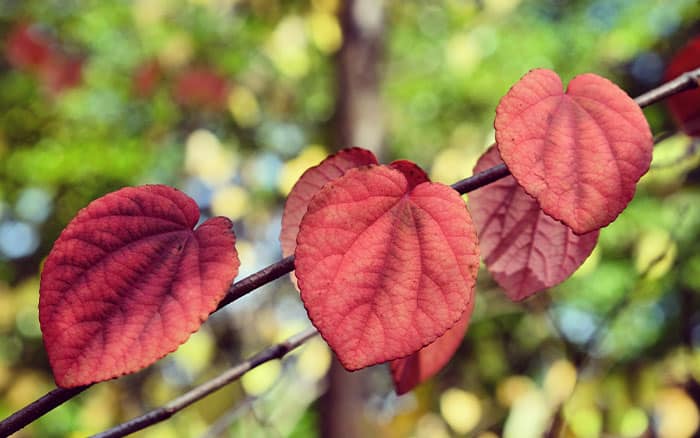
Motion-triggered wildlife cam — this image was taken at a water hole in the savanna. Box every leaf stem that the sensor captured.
[2,67,699,438]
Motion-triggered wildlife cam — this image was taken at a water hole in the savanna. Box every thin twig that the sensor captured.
[634,66,700,108]
[2,67,700,438]
[217,255,295,310]
[91,328,318,438]
[0,385,89,436]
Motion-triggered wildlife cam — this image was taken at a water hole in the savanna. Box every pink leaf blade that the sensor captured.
[470,146,598,301]
[495,69,653,234]
[295,165,479,370]
[39,185,240,388]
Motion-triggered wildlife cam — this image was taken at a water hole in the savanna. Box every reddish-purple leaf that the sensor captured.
[470,146,599,301]
[389,159,430,188]
[39,185,239,388]
[280,148,378,259]
[295,165,479,370]
[390,295,474,395]
[495,69,653,234]
[665,37,700,136]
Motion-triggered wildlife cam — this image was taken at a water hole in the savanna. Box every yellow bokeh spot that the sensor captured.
[477,433,499,438]
[228,86,261,128]
[483,0,522,15]
[296,337,332,381]
[431,146,478,185]
[6,371,52,408]
[132,0,169,28]
[634,228,677,279]
[311,0,339,14]
[569,407,603,438]
[78,385,118,434]
[241,360,281,396]
[185,129,237,185]
[171,329,215,375]
[278,145,328,195]
[266,16,310,78]
[0,363,9,390]
[158,33,194,70]
[571,245,601,278]
[655,388,699,438]
[308,12,342,54]
[210,185,250,220]
[544,359,577,405]
[415,413,450,438]
[446,33,482,75]
[188,0,237,9]
[439,388,482,435]
[143,372,177,406]
[0,290,15,332]
[619,407,649,437]
[503,389,550,438]
[496,375,536,407]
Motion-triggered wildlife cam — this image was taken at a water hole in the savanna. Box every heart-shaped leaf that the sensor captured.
[280,148,378,259]
[390,295,474,395]
[495,69,653,234]
[39,185,239,388]
[295,164,479,370]
[665,37,700,136]
[470,146,599,301]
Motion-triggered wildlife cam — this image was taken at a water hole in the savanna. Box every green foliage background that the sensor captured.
[1,0,700,436]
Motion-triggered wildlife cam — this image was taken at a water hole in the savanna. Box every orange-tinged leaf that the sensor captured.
[470,146,598,301]
[391,296,474,395]
[39,185,239,388]
[280,147,378,258]
[495,69,653,234]
[665,37,700,136]
[295,165,479,370]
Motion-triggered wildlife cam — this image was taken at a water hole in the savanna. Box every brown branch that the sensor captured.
[91,328,318,438]
[2,68,700,438]
[217,255,296,310]
[634,66,700,108]
[0,385,89,436]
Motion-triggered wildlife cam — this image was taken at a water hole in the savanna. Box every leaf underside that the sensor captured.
[470,146,599,301]
[39,185,239,388]
[390,295,474,395]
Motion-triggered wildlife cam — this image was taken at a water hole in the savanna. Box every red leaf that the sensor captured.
[133,59,161,98]
[173,67,230,111]
[280,147,378,258]
[388,159,430,188]
[39,54,83,95]
[5,23,52,72]
[295,165,479,370]
[39,185,239,388]
[470,146,598,301]
[390,295,474,395]
[495,69,653,234]
[665,37,700,136]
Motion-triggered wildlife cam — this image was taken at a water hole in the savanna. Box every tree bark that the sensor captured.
[333,0,386,159]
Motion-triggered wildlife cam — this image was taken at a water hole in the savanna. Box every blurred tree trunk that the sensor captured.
[332,0,386,159]
[321,1,386,437]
